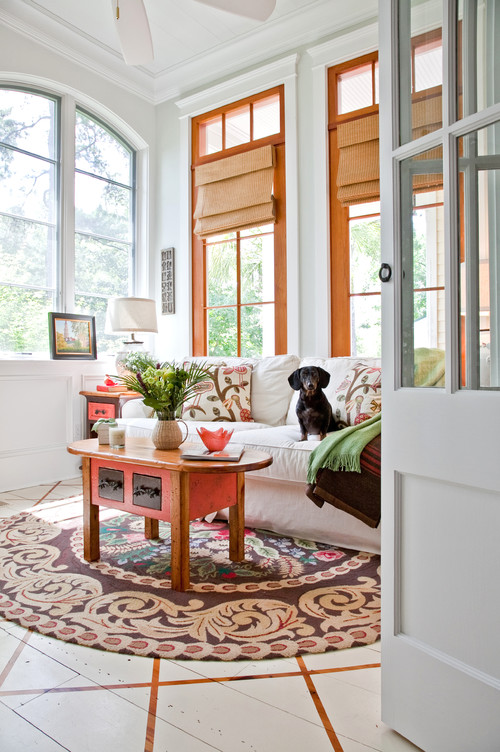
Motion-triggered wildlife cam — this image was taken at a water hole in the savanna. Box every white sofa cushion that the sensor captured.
[231,425,319,484]
[286,356,381,425]
[120,400,155,419]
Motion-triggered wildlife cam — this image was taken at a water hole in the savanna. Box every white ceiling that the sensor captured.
[1,0,378,103]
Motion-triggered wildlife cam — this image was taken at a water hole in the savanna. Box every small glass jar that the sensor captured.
[109,425,126,449]
[95,419,118,445]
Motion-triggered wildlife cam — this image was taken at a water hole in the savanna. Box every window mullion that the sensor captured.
[59,94,76,313]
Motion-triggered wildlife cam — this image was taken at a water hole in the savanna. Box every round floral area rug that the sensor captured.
[0,499,380,661]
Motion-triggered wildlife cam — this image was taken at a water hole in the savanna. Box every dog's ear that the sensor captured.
[288,369,302,390]
[317,367,331,388]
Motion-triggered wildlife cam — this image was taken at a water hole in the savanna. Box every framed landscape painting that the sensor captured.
[48,312,97,360]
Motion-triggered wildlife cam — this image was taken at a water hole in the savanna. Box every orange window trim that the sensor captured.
[191,85,286,357]
[328,51,379,356]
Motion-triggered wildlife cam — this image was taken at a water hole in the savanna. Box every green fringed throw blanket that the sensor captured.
[307,413,381,483]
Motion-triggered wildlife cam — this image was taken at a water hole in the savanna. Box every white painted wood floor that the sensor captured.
[0,479,421,752]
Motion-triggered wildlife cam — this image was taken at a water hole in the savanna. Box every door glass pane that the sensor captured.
[225,106,250,149]
[206,238,237,307]
[414,36,442,91]
[459,123,500,389]
[457,0,500,120]
[401,149,445,387]
[253,94,280,139]
[241,304,275,357]
[399,0,443,145]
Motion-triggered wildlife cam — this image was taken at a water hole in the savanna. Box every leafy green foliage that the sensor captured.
[206,232,269,357]
[0,286,51,352]
[114,360,213,419]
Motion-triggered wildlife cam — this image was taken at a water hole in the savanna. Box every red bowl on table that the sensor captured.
[196,426,234,452]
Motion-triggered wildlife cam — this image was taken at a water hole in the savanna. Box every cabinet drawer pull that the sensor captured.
[88,402,116,420]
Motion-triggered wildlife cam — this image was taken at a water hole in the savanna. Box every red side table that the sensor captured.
[79,390,141,438]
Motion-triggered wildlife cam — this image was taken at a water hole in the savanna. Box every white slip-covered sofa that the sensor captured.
[117,354,381,554]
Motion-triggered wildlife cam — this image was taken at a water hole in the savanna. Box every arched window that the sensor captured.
[0,88,136,357]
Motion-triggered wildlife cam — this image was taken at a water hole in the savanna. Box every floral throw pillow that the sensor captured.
[334,363,381,428]
[182,365,253,422]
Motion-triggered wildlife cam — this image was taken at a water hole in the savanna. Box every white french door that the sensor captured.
[379,1,500,750]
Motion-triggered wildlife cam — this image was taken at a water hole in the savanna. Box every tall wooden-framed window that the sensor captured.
[191,86,286,357]
[329,37,443,357]
[329,53,381,356]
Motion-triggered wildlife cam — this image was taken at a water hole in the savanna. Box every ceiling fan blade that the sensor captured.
[193,0,276,22]
[110,0,154,66]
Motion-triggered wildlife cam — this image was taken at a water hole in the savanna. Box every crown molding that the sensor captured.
[0,7,157,104]
[307,19,378,68]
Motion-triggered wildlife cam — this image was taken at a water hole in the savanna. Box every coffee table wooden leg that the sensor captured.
[82,456,100,562]
[145,518,159,539]
[170,471,190,591]
[229,472,245,562]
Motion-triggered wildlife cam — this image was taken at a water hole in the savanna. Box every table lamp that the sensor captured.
[106,297,158,372]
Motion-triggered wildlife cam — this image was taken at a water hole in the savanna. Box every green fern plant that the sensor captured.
[113,360,213,420]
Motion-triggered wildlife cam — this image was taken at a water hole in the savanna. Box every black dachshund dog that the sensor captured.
[288,366,338,441]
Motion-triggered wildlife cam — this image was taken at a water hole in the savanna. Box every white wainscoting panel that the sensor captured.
[398,472,500,682]
[0,359,107,492]
[0,374,72,452]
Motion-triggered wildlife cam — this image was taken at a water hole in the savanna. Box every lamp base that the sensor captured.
[115,341,144,375]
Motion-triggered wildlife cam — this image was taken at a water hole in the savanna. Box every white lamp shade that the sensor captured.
[106,297,158,334]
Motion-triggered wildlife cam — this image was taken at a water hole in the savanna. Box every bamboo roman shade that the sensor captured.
[336,94,443,206]
[336,114,379,206]
[193,144,276,237]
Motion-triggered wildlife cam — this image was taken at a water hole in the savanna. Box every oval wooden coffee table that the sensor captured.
[67,438,272,591]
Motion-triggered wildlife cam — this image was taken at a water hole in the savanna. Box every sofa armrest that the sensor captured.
[121,399,155,419]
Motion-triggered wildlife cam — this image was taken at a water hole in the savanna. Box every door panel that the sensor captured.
[379,0,500,749]
[399,472,500,675]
